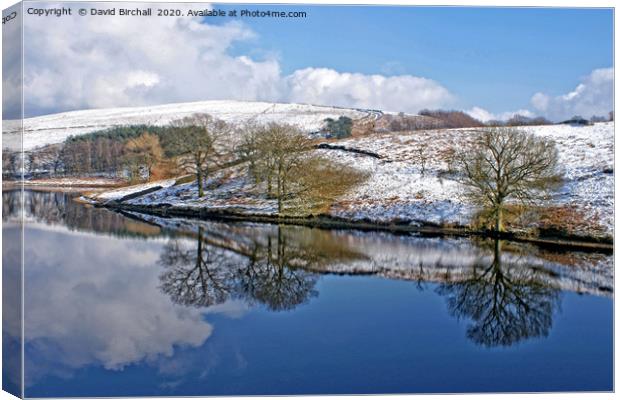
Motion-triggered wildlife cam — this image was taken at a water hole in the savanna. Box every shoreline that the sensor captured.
[6,181,613,253]
[3,179,126,189]
[96,200,614,253]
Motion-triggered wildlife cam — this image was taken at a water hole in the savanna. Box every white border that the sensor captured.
[0,1,616,400]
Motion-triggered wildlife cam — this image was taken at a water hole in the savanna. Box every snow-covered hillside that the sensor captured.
[323,122,614,236]
[3,100,369,151]
[6,100,612,239]
[90,122,613,239]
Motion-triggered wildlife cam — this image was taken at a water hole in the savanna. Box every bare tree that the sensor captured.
[249,123,314,214]
[241,123,367,216]
[236,122,262,182]
[289,156,367,215]
[123,132,164,182]
[2,148,19,178]
[455,127,561,233]
[415,142,429,176]
[31,145,63,177]
[166,114,230,197]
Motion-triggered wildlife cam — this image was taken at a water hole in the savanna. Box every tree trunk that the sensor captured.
[495,206,503,233]
[277,164,283,216]
[197,168,204,197]
[277,179,282,215]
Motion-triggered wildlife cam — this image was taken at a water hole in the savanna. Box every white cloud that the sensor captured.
[530,68,613,121]
[126,70,161,88]
[466,106,496,122]
[466,106,534,123]
[22,10,454,116]
[284,68,453,113]
[23,6,281,116]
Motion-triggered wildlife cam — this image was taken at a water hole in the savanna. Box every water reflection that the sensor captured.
[232,228,319,311]
[160,226,241,308]
[158,225,565,347]
[9,190,612,395]
[437,241,561,347]
[2,187,20,221]
[150,216,609,349]
[2,198,22,396]
[233,225,388,310]
[3,189,161,237]
[20,227,214,384]
[159,225,367,311]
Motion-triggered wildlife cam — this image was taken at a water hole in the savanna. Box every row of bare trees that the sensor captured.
[131,114,368,216]
[22,134,165,181]
[237,123,366,214]
[11,113,366,216]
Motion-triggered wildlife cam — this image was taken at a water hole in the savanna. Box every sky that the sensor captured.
[225,6,613,118]
[9,3,614,121]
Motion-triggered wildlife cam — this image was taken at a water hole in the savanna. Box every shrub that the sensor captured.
[323,116,353,138]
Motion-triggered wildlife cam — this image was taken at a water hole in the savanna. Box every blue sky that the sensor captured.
[18,3,614,121]
[221,5,613,116]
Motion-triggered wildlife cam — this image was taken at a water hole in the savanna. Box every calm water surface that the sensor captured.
[2,190,614,397]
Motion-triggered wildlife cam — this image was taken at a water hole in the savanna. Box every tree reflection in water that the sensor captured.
[158,225,339,311]
[160,228,564,346]
[159,226,239,307]
[436,240,561,347]
[237,228,319,311]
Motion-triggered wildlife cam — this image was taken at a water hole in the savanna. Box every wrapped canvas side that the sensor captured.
[2,2,24,398]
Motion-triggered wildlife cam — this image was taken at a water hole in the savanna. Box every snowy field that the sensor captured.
[3,100,368,151]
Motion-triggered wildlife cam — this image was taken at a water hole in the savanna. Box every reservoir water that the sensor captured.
[2,189,613,397]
